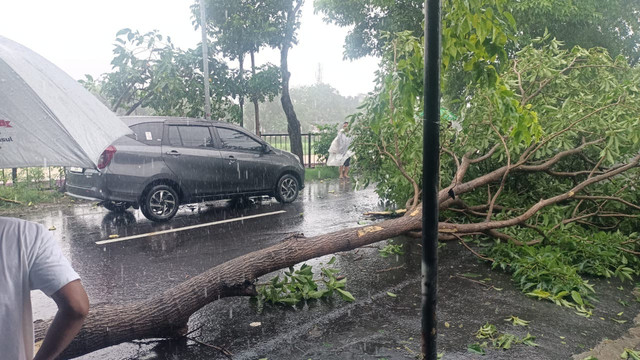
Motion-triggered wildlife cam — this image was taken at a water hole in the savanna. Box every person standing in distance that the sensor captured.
[0,217,89,360]
[327,121,354,179]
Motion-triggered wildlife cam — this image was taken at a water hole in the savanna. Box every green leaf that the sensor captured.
[475,323,498,339]
[526,289,551,300]
[504,316,530,326]
[503,12,516,30]
[571,291,584,306]
[335,288,355,302]
[622,348,640,360]
[467,343,486,355]
[308,290,327,299]
[116,28,131,37]
[521,333,538,347]
[387,292,397,298]
[279,297,300,305]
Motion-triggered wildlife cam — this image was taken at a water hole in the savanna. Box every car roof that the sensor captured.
[119,116,227,127]
[119,116,264,142]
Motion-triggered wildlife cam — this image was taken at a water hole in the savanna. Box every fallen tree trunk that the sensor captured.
[36,211,422,358]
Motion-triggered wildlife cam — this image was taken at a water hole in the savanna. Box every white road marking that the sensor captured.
[95,210,287,245]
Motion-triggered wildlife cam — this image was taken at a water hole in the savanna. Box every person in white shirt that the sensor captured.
[0,217,89,360]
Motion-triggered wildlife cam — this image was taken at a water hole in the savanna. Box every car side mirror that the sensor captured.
[261,143,270,153]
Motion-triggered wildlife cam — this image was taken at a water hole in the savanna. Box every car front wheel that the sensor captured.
[141,185,179,222]
[275,174,299,203]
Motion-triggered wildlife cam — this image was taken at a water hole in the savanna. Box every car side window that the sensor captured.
[174,126,215,148]
[216,127,263,152]
[167,126,182,146]
[128,122,163,145]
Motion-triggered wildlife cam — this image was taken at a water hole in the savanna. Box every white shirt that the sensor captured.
[0,217,79,360]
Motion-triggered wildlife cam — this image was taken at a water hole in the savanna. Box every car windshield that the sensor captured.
[1,1,639,360]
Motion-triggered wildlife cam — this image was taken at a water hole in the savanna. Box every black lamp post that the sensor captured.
[421,0,441,358]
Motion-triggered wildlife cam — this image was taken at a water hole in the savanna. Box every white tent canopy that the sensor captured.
[0,36,131,169]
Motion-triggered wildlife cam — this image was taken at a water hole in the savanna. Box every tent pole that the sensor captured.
[421,0,441,358]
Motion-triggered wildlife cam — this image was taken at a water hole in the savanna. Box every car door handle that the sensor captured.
[165,150,181,156]
[228,156,236,164]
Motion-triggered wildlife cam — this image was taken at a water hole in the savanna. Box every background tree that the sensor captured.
[193,0,305,160]
[245,63,281,135]
[276,0,305,165]
[90,29,240,121]
[314,0,424,59]
[194,0,283,129]
[316,0,640,116]
[511,0,640,65]
[245,83,363,133]
[315,0,640,64]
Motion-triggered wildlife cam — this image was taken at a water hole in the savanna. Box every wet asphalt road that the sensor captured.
[17,180,640,359]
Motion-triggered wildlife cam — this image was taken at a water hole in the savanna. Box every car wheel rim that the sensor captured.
[149,190,176,217]
[280,178,297,202]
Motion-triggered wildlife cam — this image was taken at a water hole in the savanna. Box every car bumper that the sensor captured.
[64,191,102,202]
[65,169,136,203]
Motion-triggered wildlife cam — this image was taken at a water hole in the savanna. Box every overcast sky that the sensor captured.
[0,0,378,97]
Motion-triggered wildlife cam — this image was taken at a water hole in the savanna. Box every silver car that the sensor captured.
[66,116,305,222]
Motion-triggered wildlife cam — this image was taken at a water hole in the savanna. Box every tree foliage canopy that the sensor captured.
[315,0,640,64]
[196,0,282,59]
[511,0,640,65]
[81,27,281,124]
[349,5,640,308]
[82,29,241,120]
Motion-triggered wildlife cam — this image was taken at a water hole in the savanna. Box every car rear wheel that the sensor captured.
[141,185,179,222]
[101,201,132,213]
[275,174,299,203]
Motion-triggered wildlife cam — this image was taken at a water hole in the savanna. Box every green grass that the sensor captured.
[0,184,63,208]
[305,166,340,181]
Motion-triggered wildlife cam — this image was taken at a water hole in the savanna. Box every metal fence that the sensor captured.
[260,133,321,168]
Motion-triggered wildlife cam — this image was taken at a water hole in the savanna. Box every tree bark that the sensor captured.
[251,50,261,136]
[279,0,304,165]
[111,83,134,113]
[35,212,422,358]
[124,91,153,116]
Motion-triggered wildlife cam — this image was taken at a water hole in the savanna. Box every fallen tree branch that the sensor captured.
[438,138,605,207]
[187,336,233,358]
[573,195,640,211]
[363,209,407,217]
[485,122,511,221]
[376,265,406,273]
[37,211,423,358]
[452,275,498,290]
[440,153,640,234]
[0,196,22,204]
[452,233,494,262]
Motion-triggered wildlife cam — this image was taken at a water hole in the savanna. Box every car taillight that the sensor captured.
[97,145,117,169]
